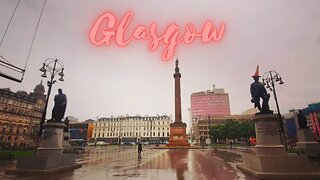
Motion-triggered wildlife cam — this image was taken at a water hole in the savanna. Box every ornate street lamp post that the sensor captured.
[38,58,64,136]
[262,70,287,149]
[150,118,153,144]
[118,118,122,145]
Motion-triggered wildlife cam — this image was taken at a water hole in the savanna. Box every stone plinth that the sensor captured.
[6,121,81,175]
[237,114,320,179]
[253,114,286,155]
[166,122,190,147]
[62,132,75,153]
[296,128,320,155]
[37,122,64,156]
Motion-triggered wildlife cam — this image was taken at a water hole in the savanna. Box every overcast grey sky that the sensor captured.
[1,0,320,125]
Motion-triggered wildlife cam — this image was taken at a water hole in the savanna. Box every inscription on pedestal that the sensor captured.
[43,131,54,140]
[257,123,279,136]
[173,136,183,140]
[173,128,183,135]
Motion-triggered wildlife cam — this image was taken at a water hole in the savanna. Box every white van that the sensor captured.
[96,141,106,146]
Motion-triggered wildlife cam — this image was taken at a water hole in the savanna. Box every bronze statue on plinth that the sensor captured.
[250,65,272,114]
[51,88,67,122]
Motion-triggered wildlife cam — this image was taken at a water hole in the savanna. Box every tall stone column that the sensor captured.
[167,59,190,147]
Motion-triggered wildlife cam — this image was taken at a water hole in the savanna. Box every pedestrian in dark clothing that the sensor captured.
[138,142,142,155]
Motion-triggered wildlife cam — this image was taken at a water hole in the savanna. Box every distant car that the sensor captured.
[74,146,86,154]
[96,141,106,146]
[87,142,95,146]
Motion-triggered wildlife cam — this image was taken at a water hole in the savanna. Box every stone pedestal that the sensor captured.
[6,121,81,175]
[253,114,286,155]
[296,128,320,155]
[237,114,320,179]
[62,132,75,153]
[166,122,190,147]
[37,122,64,156]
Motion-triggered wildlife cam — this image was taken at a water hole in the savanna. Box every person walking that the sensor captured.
[138,142,142,155]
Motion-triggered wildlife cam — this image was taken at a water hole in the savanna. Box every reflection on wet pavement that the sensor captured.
[0,146,257,180]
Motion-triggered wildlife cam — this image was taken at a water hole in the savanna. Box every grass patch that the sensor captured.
[0,150,34,160]
[12,150,34,159]
[286,148,300,154]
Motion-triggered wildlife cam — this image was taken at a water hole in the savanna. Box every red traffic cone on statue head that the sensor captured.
[252,65,260,77]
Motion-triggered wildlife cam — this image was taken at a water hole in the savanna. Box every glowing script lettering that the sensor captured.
[89,11,226,61]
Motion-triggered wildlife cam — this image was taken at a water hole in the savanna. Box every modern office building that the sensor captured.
[191,85,231,118]
[190,85,231,142]
[92,115,172,144]
[0,82,46,147]
[69,119,94,145]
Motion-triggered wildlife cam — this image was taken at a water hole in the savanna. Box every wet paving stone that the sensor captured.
[0,146,257,180]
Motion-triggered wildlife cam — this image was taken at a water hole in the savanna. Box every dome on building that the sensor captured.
[17,90,28,96]
[34,81,45,94]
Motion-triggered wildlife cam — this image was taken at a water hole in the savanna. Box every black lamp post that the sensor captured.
[262,70,287,149]
[150,118,153,144]
[38,58,64,136]
[118,118,122,145]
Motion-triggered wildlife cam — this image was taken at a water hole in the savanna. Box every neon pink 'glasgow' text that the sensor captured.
[89,11,225,61]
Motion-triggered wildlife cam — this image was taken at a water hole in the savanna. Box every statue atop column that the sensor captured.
[250,65,272,114]
[175,59,179,73]
[51,88,67,122]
